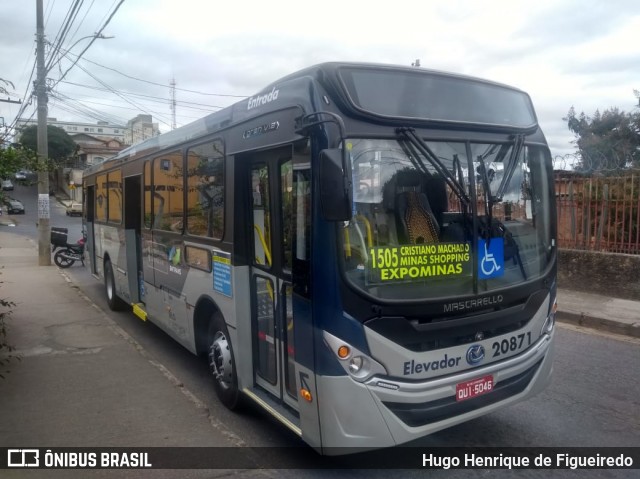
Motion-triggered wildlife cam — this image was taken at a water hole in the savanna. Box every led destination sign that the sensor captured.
[367,243,472,283]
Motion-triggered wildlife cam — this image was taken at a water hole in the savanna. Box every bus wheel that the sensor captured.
[208,313,240,410]
[105,260,127,311]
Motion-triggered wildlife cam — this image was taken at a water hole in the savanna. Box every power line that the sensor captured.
[52,94,206,122]
[2,58,37,140]
[44,0,57,28]
[71,61,174,128]
[45,0,84,73]
[58,80,227,110]
[7,1,116,139]
[75,55,249,98]
[94,0,119,34]
[50,91,126,125]
[66,0,97,47]
[170,77,176,130]
[48,44,175,128]
[53,0,124,86]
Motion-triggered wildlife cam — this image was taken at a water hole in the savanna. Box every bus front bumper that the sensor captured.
[315,331,554,452]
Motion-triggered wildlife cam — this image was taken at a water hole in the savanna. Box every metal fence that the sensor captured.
[556,173,640,254]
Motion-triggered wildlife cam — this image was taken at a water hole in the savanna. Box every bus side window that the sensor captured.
[96,173,107,222]
[144,161,152,229]
[186,140,224,239]
[153,152,184,231]
[107,169,122,224]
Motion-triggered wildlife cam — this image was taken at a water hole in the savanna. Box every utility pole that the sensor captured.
[36,0,51,266]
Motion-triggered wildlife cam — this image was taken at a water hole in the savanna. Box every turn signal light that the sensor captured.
[337,345,350,359]
[300,388,313,402]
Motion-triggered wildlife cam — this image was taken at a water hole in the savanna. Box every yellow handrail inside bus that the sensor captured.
[253,224,272,267]
[253,224,274,302]
[344,229,351,258]
[344,215,373,259]
[355,214,373,248]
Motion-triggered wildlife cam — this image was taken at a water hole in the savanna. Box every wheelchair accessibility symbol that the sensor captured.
[478,238,504,279]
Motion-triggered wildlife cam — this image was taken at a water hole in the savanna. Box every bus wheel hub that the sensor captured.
[209,332,233,390]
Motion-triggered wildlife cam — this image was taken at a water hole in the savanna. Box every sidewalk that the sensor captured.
[0,207,16,227]
[0,230,638,466]
[0,231,256,477]
[556,289,640,338]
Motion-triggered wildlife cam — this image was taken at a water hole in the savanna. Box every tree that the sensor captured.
[0,265,18,379]
[0,78,14,95]
[18,125,77,165]
[564,95,640,172]
[0,147,25,180]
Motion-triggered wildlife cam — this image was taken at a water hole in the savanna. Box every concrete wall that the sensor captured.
[558,249,640,301]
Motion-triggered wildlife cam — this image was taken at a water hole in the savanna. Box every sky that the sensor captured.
[1,0,639,164]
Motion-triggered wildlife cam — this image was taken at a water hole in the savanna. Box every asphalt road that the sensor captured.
[3,182,83,242]
[4,183,639,478]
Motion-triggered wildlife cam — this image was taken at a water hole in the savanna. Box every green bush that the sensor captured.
[0,271,18,378]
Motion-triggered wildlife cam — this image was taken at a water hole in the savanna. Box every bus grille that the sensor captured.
[381,360,542,427]
[364,290,547,352]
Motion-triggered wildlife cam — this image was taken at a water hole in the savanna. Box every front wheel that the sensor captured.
[54,249,75,268]
[208,313,241,410]
[104,260,127,311]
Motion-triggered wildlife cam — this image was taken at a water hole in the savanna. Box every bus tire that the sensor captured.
[105,260,127,311]
[208,313,241,410]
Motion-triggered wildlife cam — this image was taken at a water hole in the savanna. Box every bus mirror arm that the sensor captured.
[296,112,352,221]
[319,148,352,221]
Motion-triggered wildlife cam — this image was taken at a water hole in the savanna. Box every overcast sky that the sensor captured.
[1,0,639,162]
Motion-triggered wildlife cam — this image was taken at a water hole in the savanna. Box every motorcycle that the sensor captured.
[51,226,86,268]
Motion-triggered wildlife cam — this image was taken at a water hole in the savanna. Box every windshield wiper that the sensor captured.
[495,134,525,202]
[476,154,493,237]
[475,134,526,224]
[396,127,470,207]
[478,135,528,279]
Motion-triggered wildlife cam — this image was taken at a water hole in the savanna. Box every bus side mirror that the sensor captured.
[319,148,352,221]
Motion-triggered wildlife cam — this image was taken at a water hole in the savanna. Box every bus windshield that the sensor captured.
[341,138,553,301]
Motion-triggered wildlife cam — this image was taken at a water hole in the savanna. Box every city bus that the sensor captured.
[83,62,557,454]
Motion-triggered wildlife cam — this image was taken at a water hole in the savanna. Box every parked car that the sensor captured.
[66,202,83,216]
[4,197,25,214]
[14,171,27,181]
[2,179,14,191]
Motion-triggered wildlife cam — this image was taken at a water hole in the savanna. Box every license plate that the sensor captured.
[455,375,494,402]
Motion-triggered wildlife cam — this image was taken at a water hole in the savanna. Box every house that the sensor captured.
[69,133,125,168]
[15,118,127,143]
[14,114,160,198]
[59,134,126,201]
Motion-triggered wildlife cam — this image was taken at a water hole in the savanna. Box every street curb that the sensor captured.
[54,196,72,207]
[556,310,640,339]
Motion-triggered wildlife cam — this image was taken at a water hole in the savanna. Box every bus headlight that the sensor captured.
[541,299,557,336]
[323,331,387,382]
[349,356,364,373]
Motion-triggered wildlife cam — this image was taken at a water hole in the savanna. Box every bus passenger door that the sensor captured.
[85,184,97,275]
[248,147,308,412]
[124,175,143,304]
